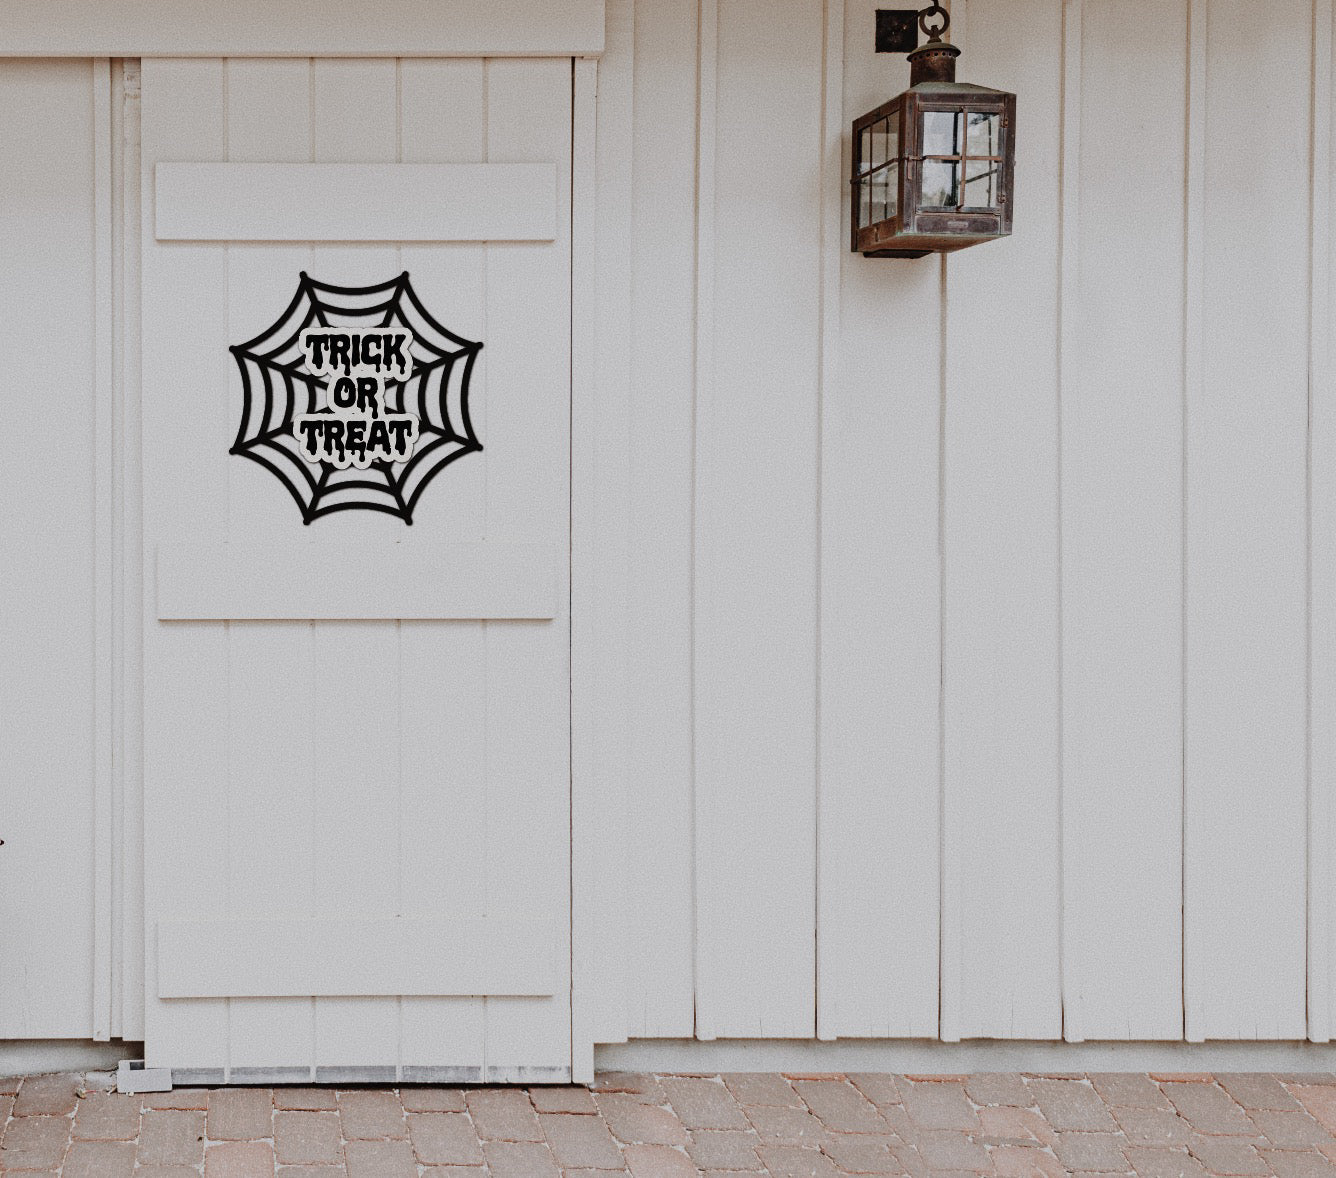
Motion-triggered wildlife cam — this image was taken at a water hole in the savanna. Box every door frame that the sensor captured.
[570,54,601,1083]
[134,52,602,1085]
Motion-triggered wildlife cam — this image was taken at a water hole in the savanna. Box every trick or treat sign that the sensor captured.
[294,328,419,469]
[229,272,482,525]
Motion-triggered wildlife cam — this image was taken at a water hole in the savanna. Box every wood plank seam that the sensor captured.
[1308,0,1334,1044]
[92,56,116,1044]
[1057,0,1082,1045]
[813,0,844,1044]
[1181,0,1206,1044]
[691,0,719,1043]
[937,0,961,1047]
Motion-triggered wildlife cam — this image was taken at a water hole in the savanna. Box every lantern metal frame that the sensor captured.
[851,4,1016,258]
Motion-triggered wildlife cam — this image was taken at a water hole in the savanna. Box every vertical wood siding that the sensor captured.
[1062,0,1186,1041]
[1185,0,1311,1039]
[693,0,824,1041]
[941,0,1064,1041]
[594,0,1335,1044]
[1,0,1333,1050]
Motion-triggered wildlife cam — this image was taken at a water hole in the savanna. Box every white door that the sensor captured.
[140,56,574,1083]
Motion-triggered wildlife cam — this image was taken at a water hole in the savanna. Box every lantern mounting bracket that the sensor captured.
[876,3,951,53]
[918,2,949,41]
[874,9,920,54]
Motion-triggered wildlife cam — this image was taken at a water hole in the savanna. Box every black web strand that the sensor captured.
[231,349,324,382]
[318,298,400,327]
[325,473,400,493]
[306,464,409,524]
[307,498,409,524]
[233,300,321,367]
[399,434,466,489]
[376,461,413,524]
[229,279,312,356]
[231,445,320,522]
[245,421,302,447]
[397,428,471,494]
[402,441,483,517]
[312,468,405,514]
[400,275,481,352]
[302,464,338,523]
[230,355,323,431]
[304,270,403,302]
[259,363,280,437]
[455,347,483,448]
[379,276,405,330]
[233,358,260,452]
[414,419,464,443]
[237,436,321,495]
[251,305,322,365]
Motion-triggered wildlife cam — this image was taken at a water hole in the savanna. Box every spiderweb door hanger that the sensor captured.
[229,272,482,525]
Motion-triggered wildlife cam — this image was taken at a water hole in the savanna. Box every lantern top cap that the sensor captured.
[907,38,961,85]
[909,78,1010,97]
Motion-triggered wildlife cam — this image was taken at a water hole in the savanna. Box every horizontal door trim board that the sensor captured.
[0,0,604,57]
[155,163,557,242]
[157,542,560,620]
[157,917,560,998]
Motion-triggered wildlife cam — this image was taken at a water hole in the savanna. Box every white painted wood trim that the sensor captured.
[117,59,146,1044]
[571,53,601,1085]
[156,542,560,620]
[691,0,720,1043]
[813,0,844,1044]
[92,57,115,1045]
[1181,0,1208,1045]
[596,1037,1336,1075]
[1057,0,1083,1045]
[582,0,635,1052]
[109,55,130,1046]
[0,0,605,58]
[1309,0,1335,1044]
[155,163,557,243]
[157,917,560,998]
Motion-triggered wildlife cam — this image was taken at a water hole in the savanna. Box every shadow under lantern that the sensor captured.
[852,3,1016,258]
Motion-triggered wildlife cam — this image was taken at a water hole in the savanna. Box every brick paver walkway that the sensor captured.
[4,1070,1336,1176]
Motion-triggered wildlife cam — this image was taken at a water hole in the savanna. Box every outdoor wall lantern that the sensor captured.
[852,3,1015,258]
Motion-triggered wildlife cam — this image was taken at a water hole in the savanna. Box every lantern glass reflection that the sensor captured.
[922,110,962,157]
[967,111,999,156]
[963,157,999,209]
[920,159,958,209]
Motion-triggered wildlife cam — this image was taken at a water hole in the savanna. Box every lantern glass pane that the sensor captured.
[966,111,1001,157]
[882,163,898,219]
[921,159,959,208]
[859,174,873,227]
[859,125,874,174]
[870,117,897,169]
[922,110,962,157]
[869,166,889,223]
[963,157,1000,209]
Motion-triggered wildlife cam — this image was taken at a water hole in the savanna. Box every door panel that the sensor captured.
[140,56,573,1082]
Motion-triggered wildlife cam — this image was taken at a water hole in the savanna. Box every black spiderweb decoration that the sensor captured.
[229,272,482,525]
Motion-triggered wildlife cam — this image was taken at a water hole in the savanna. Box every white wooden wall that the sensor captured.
[583,0,1336,1047]
[1,0,1335,1052]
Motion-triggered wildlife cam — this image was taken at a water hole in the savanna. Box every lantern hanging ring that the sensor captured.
[918,2,950,41]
